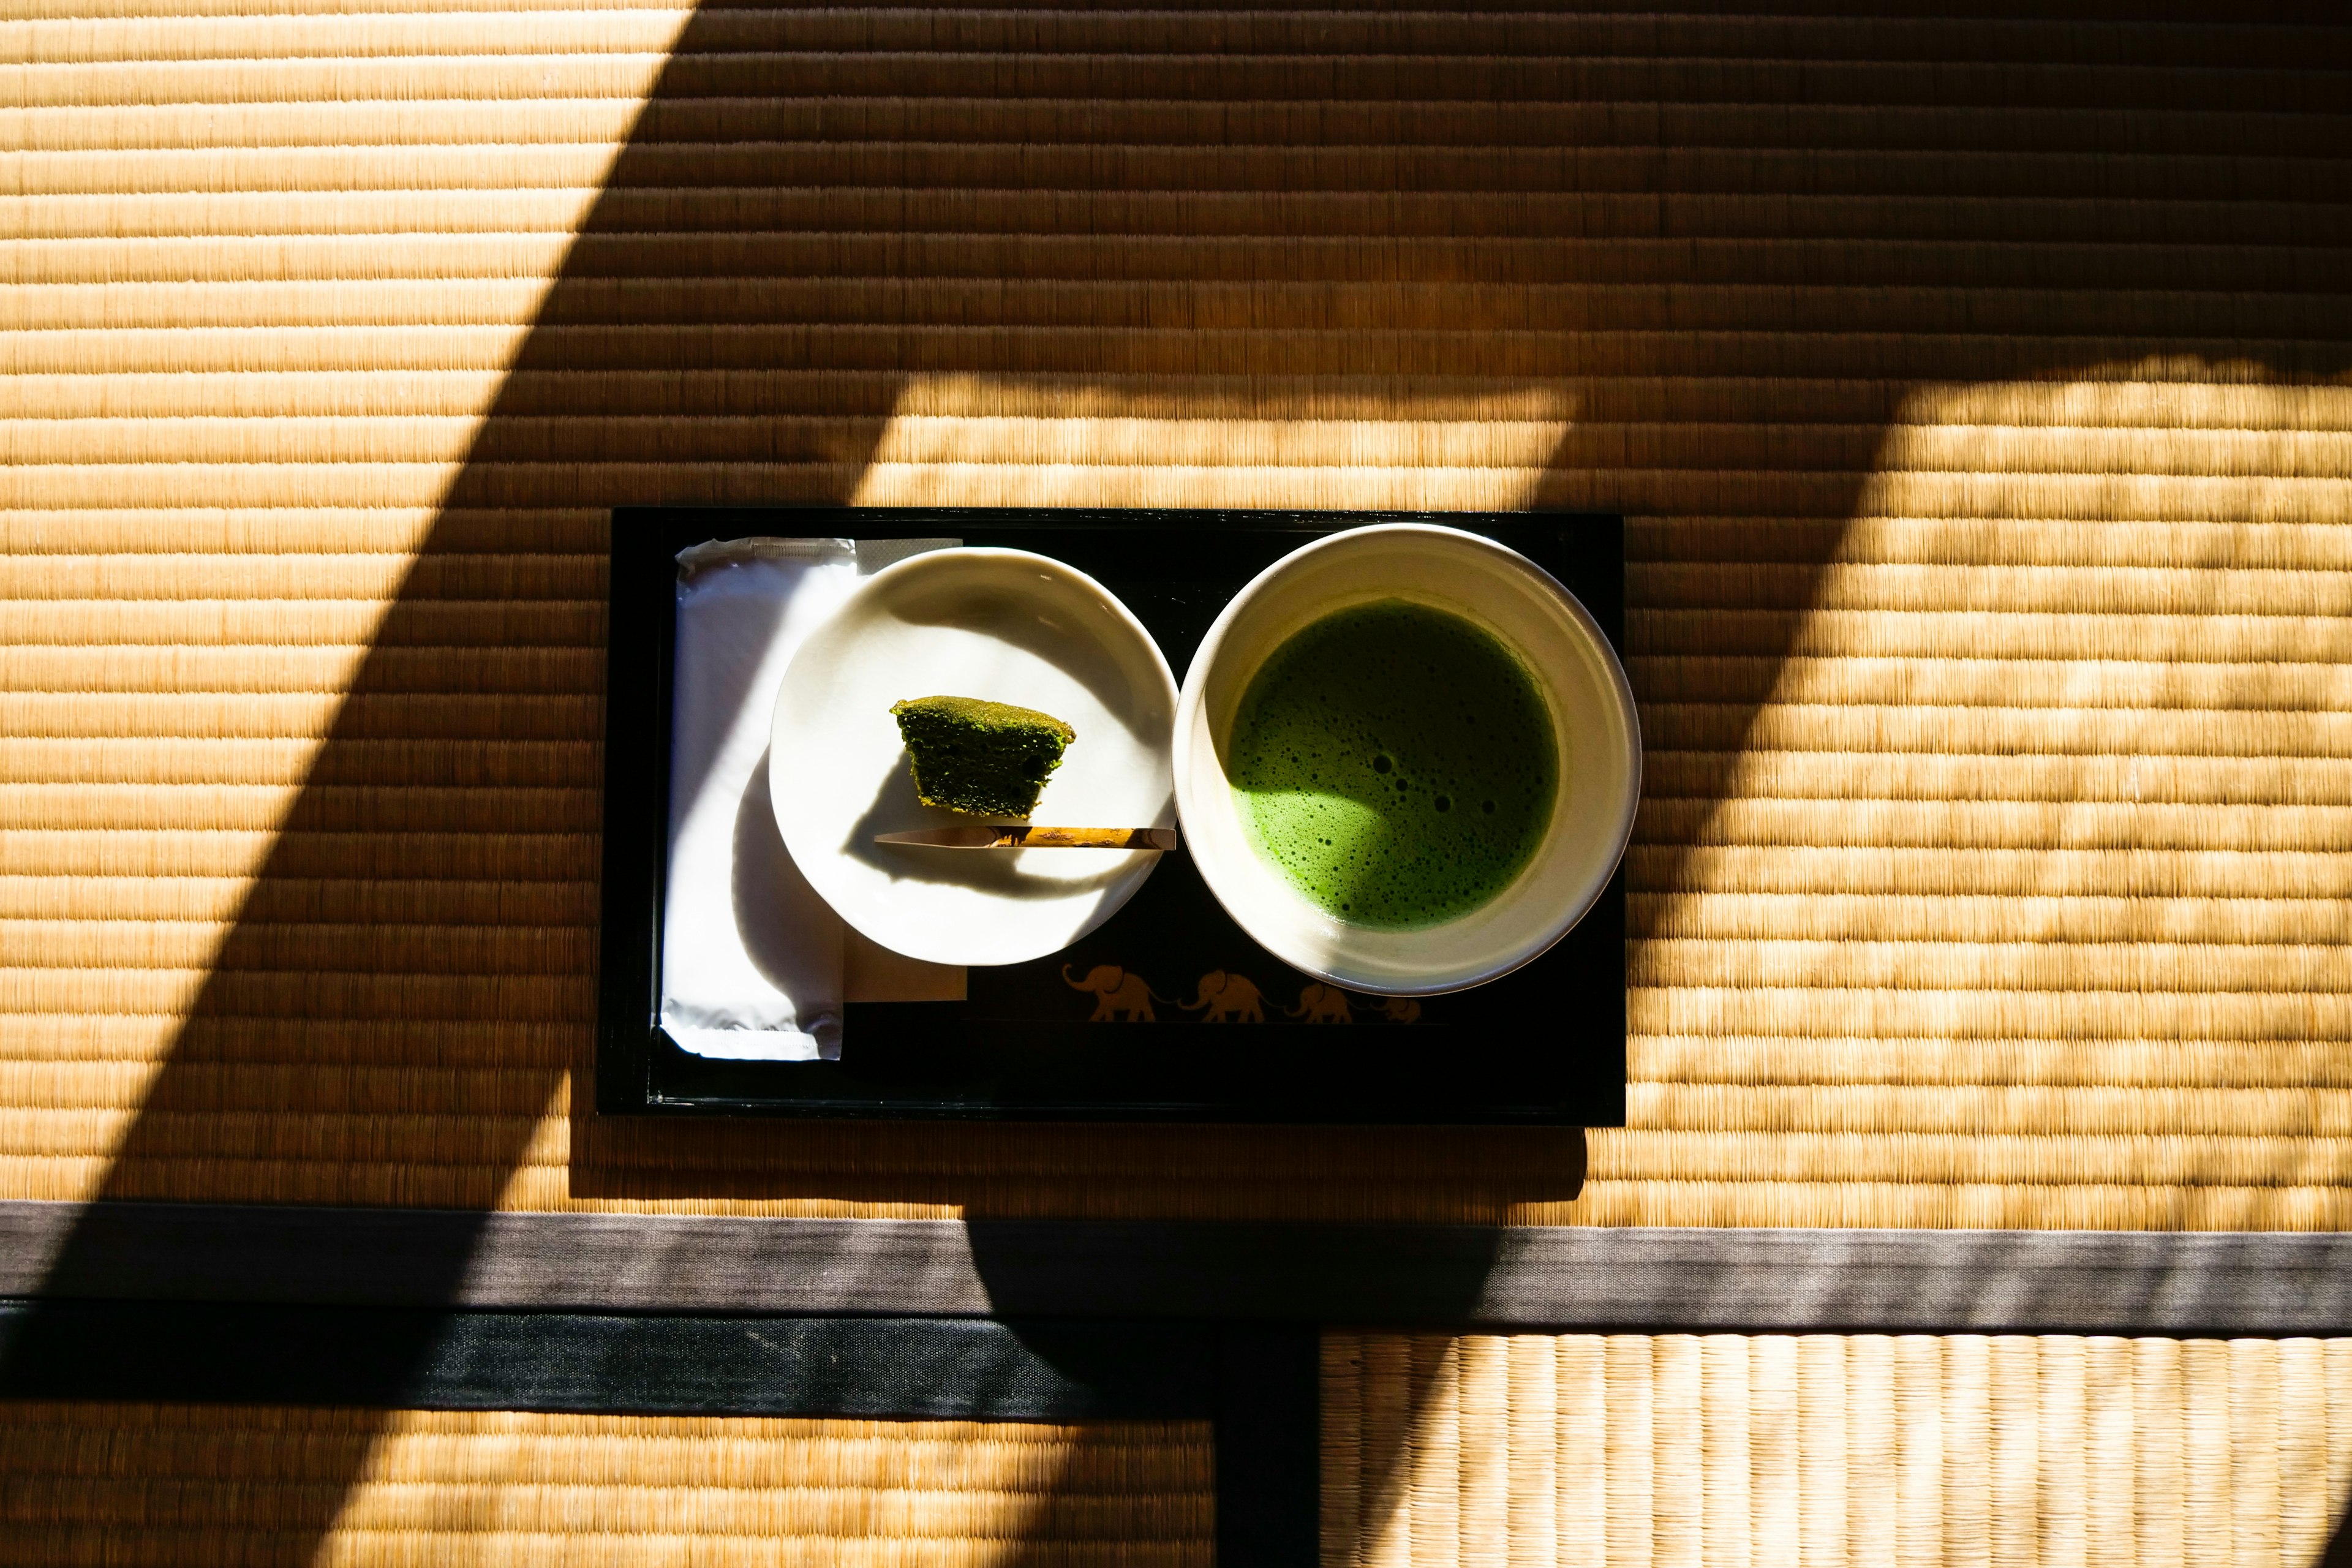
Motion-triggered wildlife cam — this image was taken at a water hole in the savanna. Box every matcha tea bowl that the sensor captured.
[1172,524,1640,997]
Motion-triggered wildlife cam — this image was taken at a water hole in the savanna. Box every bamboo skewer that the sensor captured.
[873,825,1179,850]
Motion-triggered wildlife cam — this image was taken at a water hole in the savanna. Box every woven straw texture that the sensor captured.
[1324,1332,2352,1568]
[4,2,2352,1223]
[0,1403,1212,1566]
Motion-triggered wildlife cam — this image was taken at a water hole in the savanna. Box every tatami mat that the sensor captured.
[1324,1331,2352,1568]
[2,3,2350,1221]
[0,1403,1212,1566]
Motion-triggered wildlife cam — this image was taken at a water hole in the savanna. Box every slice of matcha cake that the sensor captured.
[890,695,1076,818]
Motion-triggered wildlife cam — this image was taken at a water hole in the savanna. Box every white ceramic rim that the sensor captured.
[1170,522,1642,997]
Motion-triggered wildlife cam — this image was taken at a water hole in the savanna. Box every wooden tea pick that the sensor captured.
[874,825,1178,850]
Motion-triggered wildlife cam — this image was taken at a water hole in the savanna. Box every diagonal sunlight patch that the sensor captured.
[0,0,695,1190]
[848,375,1579,511]
[1327,1330,2352,1568]
[1623,361,2352,1229]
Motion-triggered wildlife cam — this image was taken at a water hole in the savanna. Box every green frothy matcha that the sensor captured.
[1227,600,1556,929]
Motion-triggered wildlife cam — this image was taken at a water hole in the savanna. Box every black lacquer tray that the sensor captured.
[597,508,1627,1124]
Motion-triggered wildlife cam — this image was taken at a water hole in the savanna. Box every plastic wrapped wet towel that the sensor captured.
[660,536,957,1060]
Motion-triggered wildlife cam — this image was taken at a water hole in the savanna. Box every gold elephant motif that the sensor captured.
[1374,997,1422,1025]
[1180,970,1265,1023]
[1062,963,1166,1022]
[1284,982,1354,1025]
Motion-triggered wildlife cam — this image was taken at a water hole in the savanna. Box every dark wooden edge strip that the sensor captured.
[0,1303,1209,1421]
[7,1200,2352,1334]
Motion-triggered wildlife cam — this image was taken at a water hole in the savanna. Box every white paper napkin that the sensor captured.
[659,535,960,1061]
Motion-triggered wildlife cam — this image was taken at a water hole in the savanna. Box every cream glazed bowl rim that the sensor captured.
[1170,522,1642,997]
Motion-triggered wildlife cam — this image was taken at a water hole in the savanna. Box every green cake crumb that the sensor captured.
[890,695,1076,818]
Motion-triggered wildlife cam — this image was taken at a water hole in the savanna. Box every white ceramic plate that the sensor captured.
[770,548,1178,967]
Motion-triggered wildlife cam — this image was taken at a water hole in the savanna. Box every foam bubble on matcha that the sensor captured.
[1227,599,1556,929]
